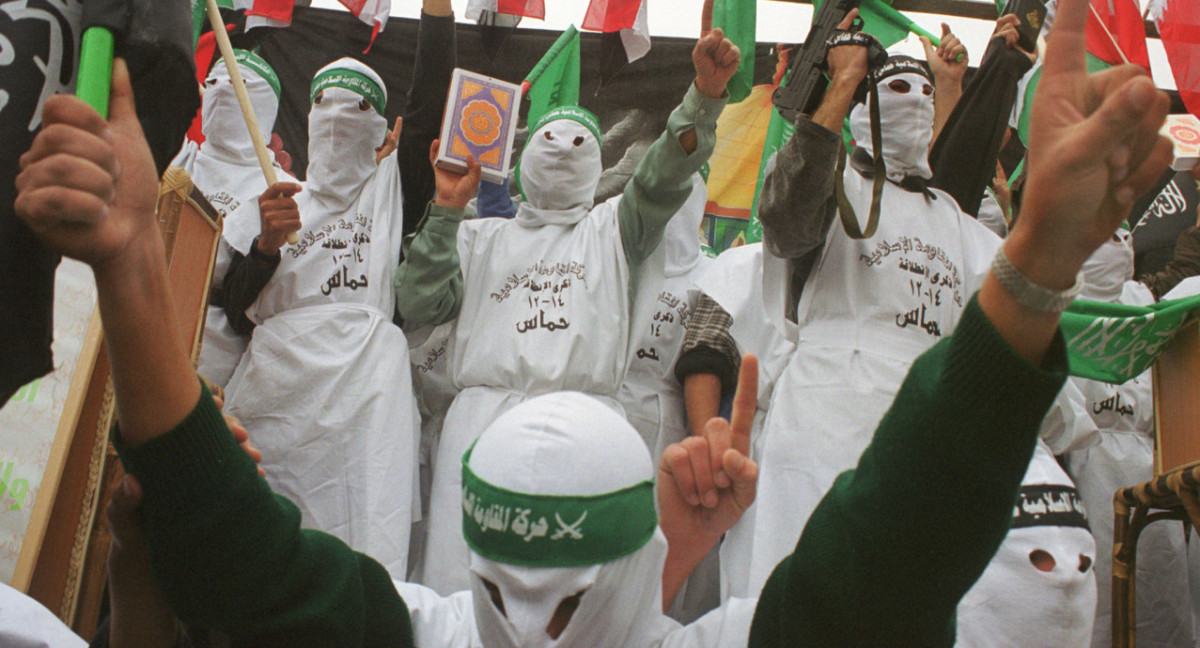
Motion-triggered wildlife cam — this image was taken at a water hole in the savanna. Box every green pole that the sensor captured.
[77,26,115,117]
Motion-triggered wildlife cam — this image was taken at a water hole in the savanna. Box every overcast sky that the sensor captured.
[310,0,1176,89]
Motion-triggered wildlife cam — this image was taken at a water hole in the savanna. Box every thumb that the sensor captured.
[941,22,951,38]
[107,58,144,138]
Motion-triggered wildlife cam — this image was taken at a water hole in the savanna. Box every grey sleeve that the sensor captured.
[757,117,843,260]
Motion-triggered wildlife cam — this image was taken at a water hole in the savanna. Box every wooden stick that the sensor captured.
[1089,2,1131,65]
[204,0,299,244]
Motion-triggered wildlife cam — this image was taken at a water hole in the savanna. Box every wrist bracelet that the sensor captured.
[991,247,1083,313]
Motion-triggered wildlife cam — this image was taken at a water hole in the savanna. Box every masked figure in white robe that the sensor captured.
[619,173,713,461]
[747,55,1003,596]
[169,50,298,388]
[396,63,729,591]
[956,440,1098,647]
[1065,232,1195,648]
[391,392,763,647]
[222,58,419,579]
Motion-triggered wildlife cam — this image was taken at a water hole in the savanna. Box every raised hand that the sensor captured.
[693,27,741,99]
[658,354,758,548]
[1008,0,1172,291]
[15,59,160,272]
[921,23,968,87]
[430,139,482,210]
[256,182,303,256]
[376,116,403,164]
[994,13,1038,62]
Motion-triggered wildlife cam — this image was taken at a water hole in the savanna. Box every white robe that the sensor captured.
[747,169,1002,596]
[223,152,418,579]
[418,200,635,595]
[692,242,796,601]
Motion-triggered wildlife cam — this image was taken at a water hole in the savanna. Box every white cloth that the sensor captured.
[420,117,639,595]
[0,583,86,648]
[169,58,296,387]
[408,320,458,576]
[746,169,1002,597]
[693,243,796,601]
[956,441,1098,648]
[397,392,757,648]
[224,61,418,579]
[977,190,1008,238]
[619,175,712,458]
[849,72,936,182]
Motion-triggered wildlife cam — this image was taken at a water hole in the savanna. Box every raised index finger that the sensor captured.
[1040,0,1088,80]
[730,354,758,457]
[701,0,713,36]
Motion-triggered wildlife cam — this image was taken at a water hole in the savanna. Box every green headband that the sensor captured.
[461,445,657,568]
[217,49,280,99]
[529,105,603,145]
[310,68,386,116]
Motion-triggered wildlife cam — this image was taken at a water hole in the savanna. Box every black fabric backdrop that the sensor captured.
[1129,171,1199,277]
[251,7,774,202]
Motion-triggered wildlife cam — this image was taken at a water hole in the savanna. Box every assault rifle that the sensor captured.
[772,0,887,123]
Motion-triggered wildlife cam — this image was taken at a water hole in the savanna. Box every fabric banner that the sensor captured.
[525,27,581,127]
[1129,171,1200,276]
[1084,0,1150,70]
[1062,294,1200,384]
[712,0,756,103]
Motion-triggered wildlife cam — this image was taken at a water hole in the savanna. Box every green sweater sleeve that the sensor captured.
[748,294,1069,648]
[114,388,414,648]
[618,84,726,266]
[393,202,466,326]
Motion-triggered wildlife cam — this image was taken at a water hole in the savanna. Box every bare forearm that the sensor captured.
[107,549,181,648]
[662,536,717,612]
[684,374,722,438]
[811,76,859,134]
[94,235,201,446]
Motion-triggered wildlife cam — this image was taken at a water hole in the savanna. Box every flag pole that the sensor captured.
[204,0,299,244]
[1088,2,1131,64]
[522,25,579,96]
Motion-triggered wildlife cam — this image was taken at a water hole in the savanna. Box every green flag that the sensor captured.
[525,26,581,128]
[192,0,237,48]
[713,0,757,103]
[1061,294,1200,384]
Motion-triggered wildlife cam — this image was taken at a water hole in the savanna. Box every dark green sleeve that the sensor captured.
[748,294,1068,648]
[115,387,415,648]
[617,85,726,266]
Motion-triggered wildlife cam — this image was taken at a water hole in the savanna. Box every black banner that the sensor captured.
[253,7,773,202]
[1130,171,1199,277]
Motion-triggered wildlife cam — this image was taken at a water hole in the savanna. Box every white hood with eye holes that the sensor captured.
[849,71,936,183]
[518,118,603,219]
[391,393,758,648]
[954,440,1097,648]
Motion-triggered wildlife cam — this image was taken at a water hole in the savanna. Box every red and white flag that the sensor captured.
[1085,0,1150,70]
[582,0,650,62]
[236,0,389,49]
[466,0,544,21]
[1159,0,1200,118]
